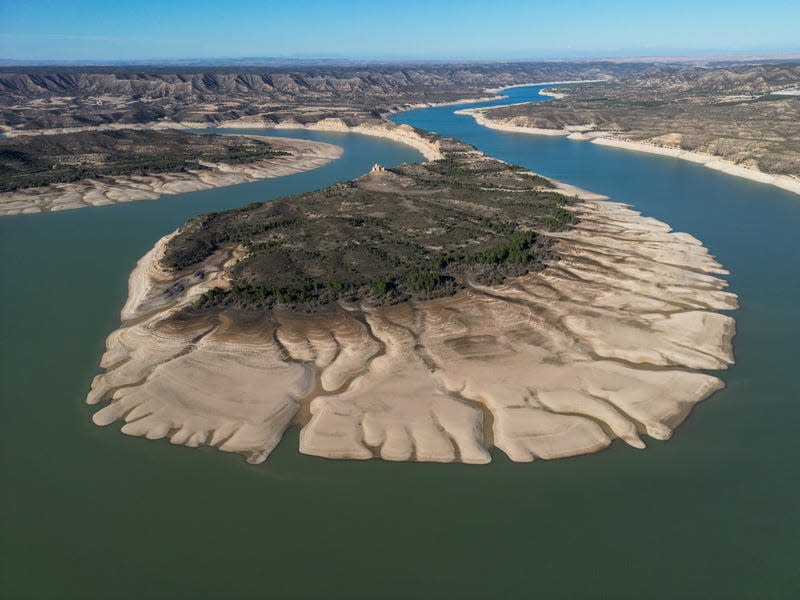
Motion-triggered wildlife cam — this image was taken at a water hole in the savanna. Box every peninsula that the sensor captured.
[0,129,342,215]
[459,63,800,194]
[88,136,737,464]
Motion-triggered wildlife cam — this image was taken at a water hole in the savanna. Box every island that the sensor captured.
[0,129,342,215]
[87,132,737,464]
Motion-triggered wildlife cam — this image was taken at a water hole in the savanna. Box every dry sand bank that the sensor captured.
[88,189,737,465]
[538,89,567,99]
[272,119,443,161]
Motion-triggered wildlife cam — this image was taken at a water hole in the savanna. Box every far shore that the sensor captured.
[0,79,607,142]
[383,80,609,114]
[272,119,443,161]
[457,106,800,196]
[485,79,609,93]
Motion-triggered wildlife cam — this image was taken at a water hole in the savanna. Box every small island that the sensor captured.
[88,133,737,464]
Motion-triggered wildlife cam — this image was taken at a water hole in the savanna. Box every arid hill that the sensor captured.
[0,62,643,131]
[480,63,800,176]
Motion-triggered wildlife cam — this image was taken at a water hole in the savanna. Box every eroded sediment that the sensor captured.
[87,197,737,465]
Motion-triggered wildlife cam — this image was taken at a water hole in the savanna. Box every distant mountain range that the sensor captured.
[2,52,800,68]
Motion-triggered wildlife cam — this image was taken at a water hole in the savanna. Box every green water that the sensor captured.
[2,97,799,599]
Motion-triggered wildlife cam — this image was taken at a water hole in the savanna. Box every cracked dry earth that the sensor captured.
[87,199,737,464]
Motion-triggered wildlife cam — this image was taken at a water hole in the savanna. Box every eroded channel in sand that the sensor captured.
[87,196,736,465]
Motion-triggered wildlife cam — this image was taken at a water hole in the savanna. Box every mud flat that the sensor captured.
[0,137,343,217]
[87,168,737,465]
[458,107,800,196]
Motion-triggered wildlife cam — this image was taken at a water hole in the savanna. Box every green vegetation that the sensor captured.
[167,139,576,310]
[0,129,288,192]
[543,206,573,230]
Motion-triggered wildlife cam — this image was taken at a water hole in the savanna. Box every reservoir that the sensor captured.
[1,88,798,598]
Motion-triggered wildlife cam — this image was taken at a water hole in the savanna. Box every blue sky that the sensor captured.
[1,0,798,62]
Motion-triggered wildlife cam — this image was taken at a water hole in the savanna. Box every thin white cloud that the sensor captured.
[0,33,194,43]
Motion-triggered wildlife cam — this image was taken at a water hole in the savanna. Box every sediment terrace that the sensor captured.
[87,141,737,464]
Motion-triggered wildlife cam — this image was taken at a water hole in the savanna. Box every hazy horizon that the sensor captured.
[2,51,800,68]
[1,0,798,63]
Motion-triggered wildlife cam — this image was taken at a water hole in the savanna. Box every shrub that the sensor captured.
[371,276,395,296]
[408,269,441,294]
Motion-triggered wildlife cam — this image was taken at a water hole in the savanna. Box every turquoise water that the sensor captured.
[1,90,798,599]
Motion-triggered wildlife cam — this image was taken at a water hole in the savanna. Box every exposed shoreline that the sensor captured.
[538,89,566,99]
[383,79,607,113]
[385,95,505,114]
[457,106,800,196]
[592,137,800,195]
[87,151,737,465]
[0,119,442,218]
[0,136,344,217]
[0,118,440,159]
[271,118,443,161]
[485,79,609,93]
